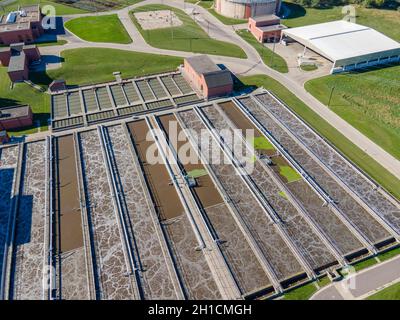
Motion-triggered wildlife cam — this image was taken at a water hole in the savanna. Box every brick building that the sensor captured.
[182,55,233,98]
[0,43,41,82]
[0,5,43,45]
[0,105,33,130]
[248,14,286,43]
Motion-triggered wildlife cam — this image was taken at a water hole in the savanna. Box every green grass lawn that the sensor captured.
[305,65,400,160]
[2,0,146,14]
[185,0,246,24]
[367,281,400,300]
[1,48,183,135]
[238,75,400,201]
[38,48,183,87]
[282,2,400,42]
[351,257,379,272]
[236,30,288,73]
[300,64,318,71]
[0,67,49,135]
[378,246,400,262]
[283,281,318,300]
[130,4,246,58]
[208,8,247,25]
[65,15,132,44]
[1,0,88,15]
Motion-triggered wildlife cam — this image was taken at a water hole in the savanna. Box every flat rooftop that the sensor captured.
[8,51,26,72]
[250,14,280,22]
[186,54,221,74]
[258,24,287,32]
[0,105,31,119]
[282,20,400,62]
[0,5,41,33]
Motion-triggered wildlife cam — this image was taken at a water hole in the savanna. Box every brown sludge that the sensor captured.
[55,135,84,252]
[127,120,184,220]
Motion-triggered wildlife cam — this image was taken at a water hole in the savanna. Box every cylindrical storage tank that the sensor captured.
[215,0,280,19]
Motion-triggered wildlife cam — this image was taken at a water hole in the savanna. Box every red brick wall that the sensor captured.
[24,46,41,62]
[244,4,252,19]
[183,58,233,98]
[0,114,33,130]
[0,21,43,45]
[248,21,282,43]
[0,50,11,66]
[183,59,204,94]
[205,83,233,98]
[8,67,29,82]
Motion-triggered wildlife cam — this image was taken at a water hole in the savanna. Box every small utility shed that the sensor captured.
[281,20,400,73]
[183,55,233,98]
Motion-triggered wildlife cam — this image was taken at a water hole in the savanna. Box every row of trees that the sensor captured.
[290,0,399,9]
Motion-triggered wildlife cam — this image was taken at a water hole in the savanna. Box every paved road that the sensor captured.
[39,0,400,179]
[311,255,400,300]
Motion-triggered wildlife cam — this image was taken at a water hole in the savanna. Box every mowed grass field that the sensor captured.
[40,48,183,86]
[2,0,145,14]
[238,75,400,201]
[1,48,183,135]
[130,4,246,58]
[305,66,400,160]
[367,282,400,300]
[0,67,50,135]
[65,15,132,44]
[186,0,247,25]
[237,29,288,73]
[2,0,87,15]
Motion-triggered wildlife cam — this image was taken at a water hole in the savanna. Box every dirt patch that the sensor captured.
[134,10,183,30]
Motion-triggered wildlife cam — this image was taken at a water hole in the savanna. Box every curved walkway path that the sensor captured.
[311,255,400,300]
[40,0,400,179]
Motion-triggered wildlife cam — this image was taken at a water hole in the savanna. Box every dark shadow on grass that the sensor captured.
[30,55,65,73]
[0,97,20,108]
[29,71,54,87]
[231,75,257,94]
[344,61,400,75]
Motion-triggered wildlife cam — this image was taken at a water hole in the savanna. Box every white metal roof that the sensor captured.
[282,20,400,62]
